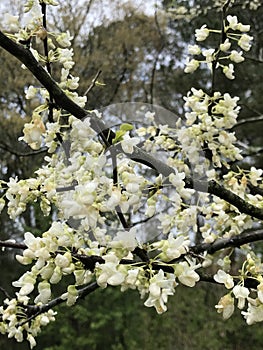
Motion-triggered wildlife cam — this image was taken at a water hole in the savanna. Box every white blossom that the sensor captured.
[144,270,176,314]
[195,25,209,41]
[249,167,263,186]
[257,283,263,303]
[233,285,249,309]
[215,294,235,319]
[238,34,253,51]
[25,86,38,99]
[110,227,138,252]
[229,50,244,63]
[223,64,235,79]
[174,260,200,287]
[184,58,200,73]
[237,23,250,32]
[34,281,51,304]
[214,269,234,289]
[12,272,36,296]
[56,31,73,47]
[188,44,201,55]
[96,254,127,288]
[226,15,239,30]
[242,300,263,325]
[202,48,215,63]
[121,134,140,154]
[152,234,190,262]
[220,39,231,52]
[65,285,78,306]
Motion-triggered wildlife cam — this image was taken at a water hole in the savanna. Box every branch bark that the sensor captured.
[192,229,263,255]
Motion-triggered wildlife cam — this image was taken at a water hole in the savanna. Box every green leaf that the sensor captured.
[112,130,126,144]
[120,123,133,131]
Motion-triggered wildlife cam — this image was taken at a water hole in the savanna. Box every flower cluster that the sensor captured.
[0,218,202,345]
[4,177,41,219]
[95,252,200,314]
[185,15,253,79]
[3,0,87,152]
[214,253,263,324]
[178,89,242,168]
[0,297,56,349]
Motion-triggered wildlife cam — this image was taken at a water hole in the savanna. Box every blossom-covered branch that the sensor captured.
[0,30,262,220]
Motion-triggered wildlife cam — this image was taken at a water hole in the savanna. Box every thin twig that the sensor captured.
[149,8,165,104]
[245,56,263,64]
[0,142,47,157]
[84,69,102,96]
[234,115,263,127]
[0,287,11,299]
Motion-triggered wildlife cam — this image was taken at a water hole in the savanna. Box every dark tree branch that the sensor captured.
[192,229,263,255]
[131,214,157,227]
[207,180,263,220]
[41,3,52,76]
[107,47,129,105]
[19,282,99,326]
[149,48,163,105]
[0,31,87,120]
[197,271,258,288]
[248,183,263,197]
[0,240,27,250]
[3,229,263,272]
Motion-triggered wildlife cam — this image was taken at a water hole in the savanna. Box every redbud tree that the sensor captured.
[0,0,263,348]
